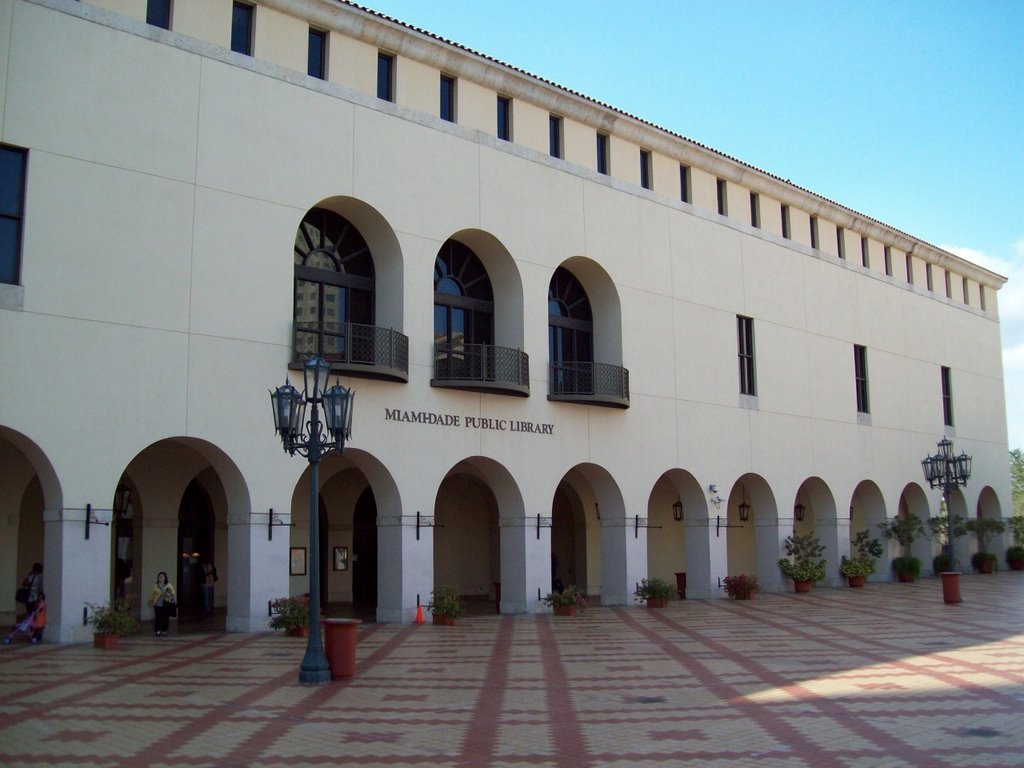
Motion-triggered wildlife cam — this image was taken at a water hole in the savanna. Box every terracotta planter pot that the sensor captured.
[941,572,961,604]
[847,576,866,588]
[288,626,310,638]
[1008,558,1024,572]
[896,571,916,583]
[323,618,361,679]
[93,633,119,649]
[646,598,668,608]
[553,605,578,617]
[432,614,456,626]
[793,580,813,593]
[976,558,994,574]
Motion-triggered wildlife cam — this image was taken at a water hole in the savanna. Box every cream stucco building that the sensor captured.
[0,0,1012,643]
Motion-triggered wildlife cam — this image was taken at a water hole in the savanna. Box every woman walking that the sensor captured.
[148,571,176,637]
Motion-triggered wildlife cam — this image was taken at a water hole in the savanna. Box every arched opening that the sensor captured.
[551,482,590,595]
[726,475,779,591]
[177,479,215,616]
[352,487,378,610]
[850,480,888,580]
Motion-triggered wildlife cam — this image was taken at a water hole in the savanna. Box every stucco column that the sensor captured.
[600,512,647,606]
[755,518,786,593]
[499,513,548,614]
[226,508,290,632]
[45,504,113,643]
[685,516,724,599]
[377,510,433,623]
[817,517,848,587]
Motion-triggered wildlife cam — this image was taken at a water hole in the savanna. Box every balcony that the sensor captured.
[548,361,630,408]
[432,342,530,397]
[293,322,408,382]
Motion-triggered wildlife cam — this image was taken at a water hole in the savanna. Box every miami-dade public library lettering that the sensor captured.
[384,408,555,436]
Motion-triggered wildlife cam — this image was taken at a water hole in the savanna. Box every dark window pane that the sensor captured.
[497,96,510,140]
[440,75,455,122]
[377,53,393,101]
[146,0,171,29]
[549,116,561,158]
[0,148,25,216]
[308,29,326,79]
[0,218,21,284]
[231,3,253,55]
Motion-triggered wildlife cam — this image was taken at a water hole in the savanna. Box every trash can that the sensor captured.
[323,618,361,679]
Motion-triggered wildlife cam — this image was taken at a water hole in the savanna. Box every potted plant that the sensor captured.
[722,574,760,600]
[87,597,140,649]
[927,510,969,573]
[542,585,586,616]
[427,585,463,625]
[891,556,921,582]
[932,553,953,574]
[268,595,311,636]
[634,577,675,607]
[1008,515,1024,570]
[839,529,884,587]
[963,517,1006,573]
[879,514,925,582]
[777,533,826,592]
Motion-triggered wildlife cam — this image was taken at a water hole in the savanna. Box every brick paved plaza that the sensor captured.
[1,574,1022,767]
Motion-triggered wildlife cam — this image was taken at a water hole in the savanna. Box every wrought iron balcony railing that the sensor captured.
[293,321,408,382]
[549,361,629,408]
[432,342,530,396]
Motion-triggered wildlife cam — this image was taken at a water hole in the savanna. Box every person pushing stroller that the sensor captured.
[4,593,46,644]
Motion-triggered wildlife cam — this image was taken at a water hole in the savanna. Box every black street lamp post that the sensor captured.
[921,437,972,572]
[270,357,354,684]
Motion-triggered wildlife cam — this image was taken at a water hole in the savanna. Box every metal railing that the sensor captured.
[549,360,629,406]
[293,321,408,380]
[433,342,529,394]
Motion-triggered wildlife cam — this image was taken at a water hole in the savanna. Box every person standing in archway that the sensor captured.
[148,572,176,637]
[201,560,218,612]
[22,563,43,617]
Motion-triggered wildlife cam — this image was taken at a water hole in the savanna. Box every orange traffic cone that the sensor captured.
[415,604,424,624]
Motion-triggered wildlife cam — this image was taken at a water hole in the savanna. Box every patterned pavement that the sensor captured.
[1,573,1022,768]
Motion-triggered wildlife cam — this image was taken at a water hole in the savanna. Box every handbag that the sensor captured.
[15,587,29,603]
[165,600,178,618]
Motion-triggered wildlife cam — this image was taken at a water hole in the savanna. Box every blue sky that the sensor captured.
[362,0,1024,450]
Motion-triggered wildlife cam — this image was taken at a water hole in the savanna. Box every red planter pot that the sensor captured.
[976,558,995,574]
[646,598,668,608]
[847,576,866,588]
[941,572,962,604]
[93,633,119,649]
[432,614,456,626]
[897,572,916,583]
[1008,558,1024,571]
[793,580,813,593]
[288,626,310,638]
[553,605,578,617]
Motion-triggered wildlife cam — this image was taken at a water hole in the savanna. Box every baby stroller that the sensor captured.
[4,602,45,644]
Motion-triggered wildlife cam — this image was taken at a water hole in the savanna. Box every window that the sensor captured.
[737,315,756,396]
[549,115,562,159]
[781,205,791,239]
[809,216,819,249]
[883,246,892,276]
[434,240,494,379]
[596,133,609,175]
[926,263,934,291]
[147,0,171,29]
[941,366,954,427]
[860,237,870,268]
[944,270,952,298]
[906,253,914,285]
[0,145,27,285]
[293,209,376,364]
[716,178,728,216]
[308,28,327,79]
[836,226,846,259]
[496,96,511,141]
[231,2,253,56]
[639,149,652,190]
[749,192,760,228]
[549,267,594,394]
[679,165,691,204]
[979,285,986,311]
[439,75,455,122]
[377,52,394,102]
[854,345,869,414]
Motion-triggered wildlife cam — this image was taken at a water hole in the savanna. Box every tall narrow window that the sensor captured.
[749,192,760,228]
[596,133,609,175]
[836,226,846,259]
[854,344,869,414]
[926,263,934,291]
[780,205,791,239]
[883,246,892,276]
[716,178,728,216]
[639,149,652,189]
[549,115,562,159]
[944,270,952,298]
[434,240,494,381]
[0,145,27,286]
[308,28,327,79]
[941,366,954,427]
[294,208,376,365]
[861,236,870,268]
[979,285,987,311]
[231,2,253,55]
[906,253,914,285]
[439,75,455,122]
[809,216,819,249]
[962,276,970,304]
[496,96,511,141]
[549,267,594,396]
[737,315,756,396]
[147,0,172,29]
[377,52,394,102]
[679,165,691,204]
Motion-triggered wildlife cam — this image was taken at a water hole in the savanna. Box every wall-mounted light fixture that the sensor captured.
[794,502,806,522]
[738,485,751,523]
[672,500,683,522]
[595,502,600,520]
